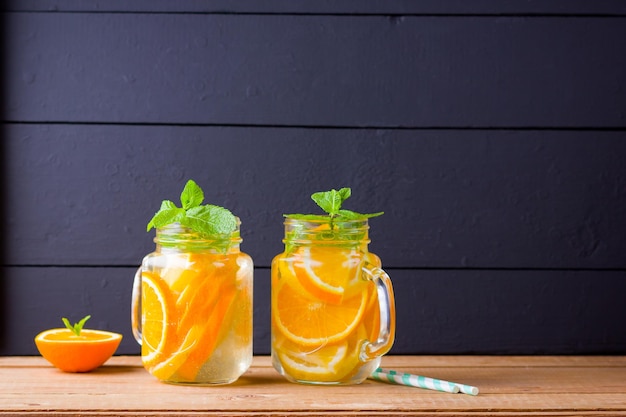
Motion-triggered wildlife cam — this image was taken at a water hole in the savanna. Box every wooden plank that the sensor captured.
[5,0,626,15]
[5,124,626,269]
[2,267,625,356]
[5,354,626,368]
[0,356,625,416]
[5,14,626,127]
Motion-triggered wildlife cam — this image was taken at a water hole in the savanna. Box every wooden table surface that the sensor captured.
[1,355,625,416]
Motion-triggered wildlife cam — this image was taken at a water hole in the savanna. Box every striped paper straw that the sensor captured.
[454,382,479,396]
[369,368,479,396]
[369,368,459,394]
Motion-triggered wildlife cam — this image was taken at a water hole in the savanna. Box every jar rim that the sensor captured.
[282,216,370,246]
[283,216,369,227]
[154,221,242,251]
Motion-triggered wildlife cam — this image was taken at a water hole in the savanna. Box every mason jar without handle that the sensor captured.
[131,222,253,385]
[271,217,395,385]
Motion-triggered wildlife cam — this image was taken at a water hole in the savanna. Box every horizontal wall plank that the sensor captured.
[2,267,624,356]
[5,1,626,15]
[5,124,626,269]
[6,13,626,127]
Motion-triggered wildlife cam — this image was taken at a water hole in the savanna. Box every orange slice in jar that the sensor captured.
[140,271,175,368]
[160,252,208,296]
[174,275,238,381]
[273,278,368,348]
[291,246,361,305]
[276,341,351,382]
[149,324,203,381]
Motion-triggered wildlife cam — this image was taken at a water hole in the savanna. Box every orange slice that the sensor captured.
[141,272,175,367]
[174,259,219,333]
[273,279,368,347]
[291,246,361,305]
[34,328,122,373]
[174,280,238,381]
[159,253,209,295]
[149,324,203,381]
[154,255,241,382]
[276,341,351,382]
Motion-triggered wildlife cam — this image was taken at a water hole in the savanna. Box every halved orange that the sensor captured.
[273,278,368,347]
[34,328,122,373]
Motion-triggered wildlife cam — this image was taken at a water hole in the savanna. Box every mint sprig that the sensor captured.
[285,187,383,223]
[283,188,383,251]
[147,180,237,238]
[62,315,91,336]
[312,188,352,216]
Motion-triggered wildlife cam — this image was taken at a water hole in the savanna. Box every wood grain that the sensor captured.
[0,356,625,416]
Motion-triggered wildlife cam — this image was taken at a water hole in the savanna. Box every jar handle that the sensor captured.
[360,263,396,361]
[131,266,143,345]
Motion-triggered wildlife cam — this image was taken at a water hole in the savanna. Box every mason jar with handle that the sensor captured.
[271,217,395,385]
[131,221,253,385]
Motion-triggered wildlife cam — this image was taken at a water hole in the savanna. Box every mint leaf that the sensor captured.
[286,187,383,222]
[75,315,91,335]
[146,180,238,242]
[62,317,72,332]
[182,205,237,236]
[160,200,178,211]
[180,179,204,210]
[147,205,185,231]
[311,188,351,215]
[62,315,91,336]
[337,209,384,220]
[337,187,351,201]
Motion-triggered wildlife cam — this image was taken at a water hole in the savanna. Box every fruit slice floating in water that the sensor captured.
[276,341,353,382]
[142,254,244,382]
[273,278,368,348]
[291,246,360,305]
[141,271,175,368]
[174,268,239,381]
[150,324,203,381]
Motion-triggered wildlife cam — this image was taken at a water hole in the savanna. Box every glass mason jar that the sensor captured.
[131,222,253,385]
[271,217,395,385]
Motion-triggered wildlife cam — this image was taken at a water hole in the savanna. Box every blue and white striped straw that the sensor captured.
[369,368,479,396]
[454,381,480,396]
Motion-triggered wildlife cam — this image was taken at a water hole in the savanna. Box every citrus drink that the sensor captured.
[271,218,395,385]
[133,224,253,384]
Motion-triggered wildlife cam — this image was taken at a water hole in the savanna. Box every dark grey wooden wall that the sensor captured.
[2,1,626,356]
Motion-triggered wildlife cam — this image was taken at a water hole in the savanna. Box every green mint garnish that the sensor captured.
[285,187,383,223]
[283,188,383,251]
[147,179,237,238]
[311,187,352,216]
[62,315,91,336]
